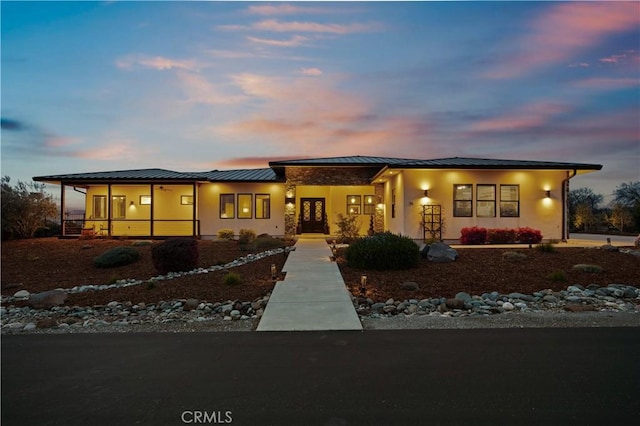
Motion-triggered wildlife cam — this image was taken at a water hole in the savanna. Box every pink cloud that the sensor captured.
[219,20,382,34]
[176,72,245,105]
[573,77,639,90]
[469,102,572,132]
[247,35,309,47]
[247,4,326,16]
[116,55,200,71]
[486,2,640,79]
[300,67,323,76]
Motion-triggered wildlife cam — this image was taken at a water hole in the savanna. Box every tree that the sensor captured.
[1,176,58,239]
[573,203,597,232]
[606,203,633,232]
[613,181,640,232]
[568,187,603,216]
[613,181,640,207]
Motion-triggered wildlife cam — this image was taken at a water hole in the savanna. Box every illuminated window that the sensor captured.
[500,185,520,217]
[93,195,107,219]
[220,194,235,219]
[476,185,496,217]
[255,194,270,219]
[111,196,126,219]
[453,184,472,217]
[347,195,361,215]
[238,194,252,219]
[363,195,376,215]
[139,195,152,205]
[181,195,193,205]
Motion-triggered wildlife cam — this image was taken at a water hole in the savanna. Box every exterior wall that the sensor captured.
[198,182,286,238]
[385,172,406,236]
[399,169,567,241]
[84,184,195,236]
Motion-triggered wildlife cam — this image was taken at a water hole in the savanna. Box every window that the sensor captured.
[476,185,496,217]
[111,196,126,219]
[453,184,473,217]
[391,188,396,218]
[255,194,270,219]
[363,195,376,215]
[347,195,361,215]
[139,195,152,205]
[93,195,107,219]
[500,185,520,217]
[238,194,252,219]
[181,195,194,205]
[220,194,235,218]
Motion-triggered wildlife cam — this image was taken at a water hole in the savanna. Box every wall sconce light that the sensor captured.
[423,189,430,197]
[130,201,135,206]
[544,190,551,198]
[285,196,295,205]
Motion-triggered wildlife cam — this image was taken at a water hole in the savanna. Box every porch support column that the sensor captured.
[60,183,66,236]
[192,182,197,237]
[150,184,154,237]
[107,184,112,237]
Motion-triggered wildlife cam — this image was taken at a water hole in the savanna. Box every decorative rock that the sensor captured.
[36,318,58,329]
[28,290,67,309]
[13,290,30,300]
[455,292,472,303]
[502,251,526,262]
[400,282,419,291]
[502,302,515,311]
[445,298,465,310]
[371,303,386,312]
[107,301,119,309]
[183,298,199,311]
[426,242,458,263]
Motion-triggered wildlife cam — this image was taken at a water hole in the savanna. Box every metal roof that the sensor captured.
[33,168,201,183]
[199,168,283,182]
[269,155,417,166]
[392,157,603,170]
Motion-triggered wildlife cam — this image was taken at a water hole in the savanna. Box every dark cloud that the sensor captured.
[1,118,25,131]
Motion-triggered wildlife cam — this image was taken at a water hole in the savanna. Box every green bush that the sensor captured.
[238,228,256,245]
[254,235,286,250]
[334,213,361,243]
[93,246,140,268]
[548,270,567,282]
[502,251,527,262]
[572,264,603,273]
[223,272,242,286]
[151,238,199,274]
[217,228,234,240]
[536,242,556,253]
[345,232,419,270]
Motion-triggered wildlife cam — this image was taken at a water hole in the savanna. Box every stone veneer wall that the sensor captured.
[284,183,297,236]
[374,183,385,233]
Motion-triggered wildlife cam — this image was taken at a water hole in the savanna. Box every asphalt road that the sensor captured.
[2,329,639,426]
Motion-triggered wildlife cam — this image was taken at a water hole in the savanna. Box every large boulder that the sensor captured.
[28,290,67,309]
[426,242,458,263]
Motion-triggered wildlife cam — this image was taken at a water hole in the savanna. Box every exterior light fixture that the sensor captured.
[360,274,367,296]
[544,190,551,198]
[285,196,295,205]
[423,189,430,197]
[130,201,135,206]
[271,264,277,280]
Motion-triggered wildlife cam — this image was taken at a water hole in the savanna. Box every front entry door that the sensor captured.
[300,198,326,233]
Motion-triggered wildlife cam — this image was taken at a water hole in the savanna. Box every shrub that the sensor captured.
[536,242,556,253]
[487,228,517,244]
[572,264,603,273]
[223,272,242,286]
[502,251,527,262]
[238,228,257,245]
[460,227,487,244]
[334,213,361,243]
[217,228,234,240]
[93,246,140,268]
[548,270,567,282]
[345,232,419,270]
[517,227,543,244]
[151,238,199,274]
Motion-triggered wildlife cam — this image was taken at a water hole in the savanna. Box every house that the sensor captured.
[33,155,602,242]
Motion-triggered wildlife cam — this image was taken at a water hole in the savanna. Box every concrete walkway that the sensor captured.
[257,239,362,331]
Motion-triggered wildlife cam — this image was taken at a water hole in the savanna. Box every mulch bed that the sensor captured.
[2,239,639,306]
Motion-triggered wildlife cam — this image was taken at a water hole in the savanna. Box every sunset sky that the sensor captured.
[2,1,639,204]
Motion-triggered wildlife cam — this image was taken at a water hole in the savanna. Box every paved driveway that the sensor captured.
[2,329,639,425]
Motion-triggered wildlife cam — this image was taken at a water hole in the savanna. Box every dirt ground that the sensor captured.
[2,238,639,306]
